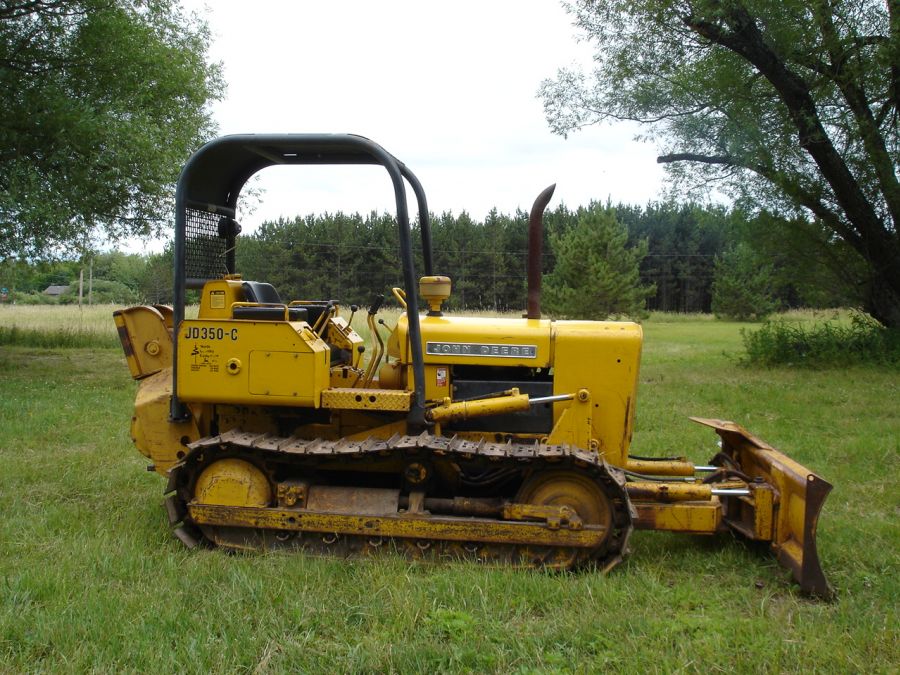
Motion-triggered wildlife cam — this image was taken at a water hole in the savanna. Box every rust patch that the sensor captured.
[116,324,134,357]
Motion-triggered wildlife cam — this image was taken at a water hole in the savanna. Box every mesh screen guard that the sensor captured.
[185,208,230,280]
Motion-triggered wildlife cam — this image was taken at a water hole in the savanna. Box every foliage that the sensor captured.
[711,242,777,320]
[57,279,139,305]
[0,0,223,258]
[618,202,736,312]
[540,0,900,327]
[0,201,838,313]
[134,248,174,304]
[543,205,655,319]
[742,312,900,367]
[738,210,867,309]
[7,291,58,305]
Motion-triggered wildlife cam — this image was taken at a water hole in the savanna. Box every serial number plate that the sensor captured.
[426,341,537,358]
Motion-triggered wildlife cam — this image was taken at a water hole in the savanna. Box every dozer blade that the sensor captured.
[692,418,833,599]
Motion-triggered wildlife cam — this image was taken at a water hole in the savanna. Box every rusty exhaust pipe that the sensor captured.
[526,184,556,320]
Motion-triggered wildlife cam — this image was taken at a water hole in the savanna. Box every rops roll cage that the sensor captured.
[171,134,432,424]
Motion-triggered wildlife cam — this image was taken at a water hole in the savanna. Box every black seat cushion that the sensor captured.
[232,306,308,322]
[242,281,282,304]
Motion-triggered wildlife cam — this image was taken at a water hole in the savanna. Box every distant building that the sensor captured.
[43,285,70,296]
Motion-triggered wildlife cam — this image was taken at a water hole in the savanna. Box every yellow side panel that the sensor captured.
[423,365,451,401]
[177,319,329,407]
[395,315,554,369]
[197,278,244,319]
[552,321,642,466]
[248,351,322,400]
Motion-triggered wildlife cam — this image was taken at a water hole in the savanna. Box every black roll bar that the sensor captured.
[170,133,432,425]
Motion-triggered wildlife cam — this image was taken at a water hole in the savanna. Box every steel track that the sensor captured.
[164,429,635,572]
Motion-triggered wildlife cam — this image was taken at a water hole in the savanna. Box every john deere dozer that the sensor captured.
[115,134,832,597]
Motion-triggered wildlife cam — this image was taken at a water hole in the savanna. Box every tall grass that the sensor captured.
[0,303,199,349]
[0,303,122,335]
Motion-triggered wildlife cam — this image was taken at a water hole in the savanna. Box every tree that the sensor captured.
[136,247,174,304]
[711,242,777,320]
[540,0,900,327]
[0,0,223,258]
[543,205,655,319]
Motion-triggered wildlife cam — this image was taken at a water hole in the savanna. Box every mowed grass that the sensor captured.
[0,308,898,672]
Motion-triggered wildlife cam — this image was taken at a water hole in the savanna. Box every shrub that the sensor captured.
[8,291,63,305]
[742,312,900,367]
[58,279,139,305]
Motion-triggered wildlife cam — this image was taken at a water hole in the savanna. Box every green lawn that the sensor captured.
[0,311,897,672]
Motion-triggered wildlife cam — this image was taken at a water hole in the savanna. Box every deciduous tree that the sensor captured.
[0,0,223,258]
[540,0,900,326]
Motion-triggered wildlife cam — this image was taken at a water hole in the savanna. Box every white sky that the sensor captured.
[171,0,666,235]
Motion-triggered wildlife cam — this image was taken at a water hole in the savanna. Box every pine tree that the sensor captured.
[711,244,777,321]
[544,207,655,320]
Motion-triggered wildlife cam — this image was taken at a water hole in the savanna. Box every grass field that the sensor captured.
[0,306,897,672]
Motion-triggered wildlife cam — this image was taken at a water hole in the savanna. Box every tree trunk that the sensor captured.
[865,274,900,329]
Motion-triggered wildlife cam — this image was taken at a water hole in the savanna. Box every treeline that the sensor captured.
[0,251,169,305]
[0,201,851,314]
[234,202,739,313]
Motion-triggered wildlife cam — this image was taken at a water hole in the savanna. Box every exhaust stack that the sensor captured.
[526,184,556,320]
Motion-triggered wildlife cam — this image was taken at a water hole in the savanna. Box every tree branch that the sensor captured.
[813,1,900,229]
[657,153,733,165]
[680,3,896,270]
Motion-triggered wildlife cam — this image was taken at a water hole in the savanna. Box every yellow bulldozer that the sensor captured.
[114,134,832,597]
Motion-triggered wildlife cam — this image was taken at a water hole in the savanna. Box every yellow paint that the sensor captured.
[322,388,412,411]
[113,305,173,379]
[388,313,642,463]
[197,277,244,319]
[625,458,695,476]
[194,458,272,506]
[632,501,722,533]
[751,483,775,540]
[547,390,595,450]
[130,367,201,474]
[551,321,642,467]
[625,482,713,502]
[419,276,452,314]
[176,319,329,407]
[322,316,365,368]
[423,365,450,400]
[394,314,554,368]
[330,365,364,388]
[427,390,530,424]
[188,503,606,547]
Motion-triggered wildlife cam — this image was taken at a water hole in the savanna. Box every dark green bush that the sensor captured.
[742,313,900,367]
[58,279,139,305]
[9,291,59,305]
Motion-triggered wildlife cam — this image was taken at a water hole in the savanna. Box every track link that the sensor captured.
[164,429,635,572]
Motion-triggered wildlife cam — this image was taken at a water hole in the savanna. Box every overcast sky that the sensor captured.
[179,0,667,231]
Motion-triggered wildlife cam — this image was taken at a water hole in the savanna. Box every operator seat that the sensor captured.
[232,281,308,322]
